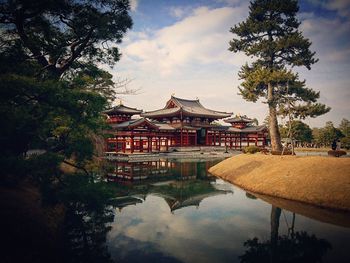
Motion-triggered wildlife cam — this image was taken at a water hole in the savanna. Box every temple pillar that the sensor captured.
[122,136,126,153]
[180,129,183,147]
[149,137,151,152]
[140,138,143,152]
[130,136,134,153]
[194,131,197,146]
[186,130,189,146]
[146,137,149,153]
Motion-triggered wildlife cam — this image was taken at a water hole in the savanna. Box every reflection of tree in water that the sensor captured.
[240,206,332,263]
[60,175,115,263]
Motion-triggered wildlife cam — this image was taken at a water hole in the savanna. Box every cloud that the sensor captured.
[308,0,350,17]
[122,5,249,75]
[130,0,138,12]
[300,16,350,63]
[169,6,187,19]
[113,1,350,128]
[108,193,271,263]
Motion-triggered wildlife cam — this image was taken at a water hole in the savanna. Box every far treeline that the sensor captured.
[278,119,350,149]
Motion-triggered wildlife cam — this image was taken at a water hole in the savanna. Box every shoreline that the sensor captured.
[103,147,350,162]
[104,150,240,162]
[209,154,350,211]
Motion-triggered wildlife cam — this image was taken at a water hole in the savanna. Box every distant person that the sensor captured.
[331,139,337,151]
[336,140,341,151]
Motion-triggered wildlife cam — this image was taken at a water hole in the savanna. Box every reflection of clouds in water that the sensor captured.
[108,181,350,263]
[108,234,183,263]
[108,188,272,263]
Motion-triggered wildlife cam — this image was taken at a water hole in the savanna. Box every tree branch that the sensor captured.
[14,12,50,70]
[63,160,90,176]
[58,28,94,75]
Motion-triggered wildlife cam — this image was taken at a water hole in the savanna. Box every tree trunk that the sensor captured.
[268,82,283,151]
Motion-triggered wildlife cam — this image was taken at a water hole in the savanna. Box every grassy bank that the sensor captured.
[294,147,349,153]
[209,154,350,211]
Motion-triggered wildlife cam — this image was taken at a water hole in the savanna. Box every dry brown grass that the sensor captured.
[209,154,350,211]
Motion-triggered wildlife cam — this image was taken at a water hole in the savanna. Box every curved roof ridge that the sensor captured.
[172,96,232,115]
[224,115,254,123]
[181,108,232,118]
[171,95,199,102]
[103,104,142,115]
[141,107,180,117]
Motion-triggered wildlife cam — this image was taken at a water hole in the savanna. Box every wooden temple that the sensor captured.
[104,96,267,154]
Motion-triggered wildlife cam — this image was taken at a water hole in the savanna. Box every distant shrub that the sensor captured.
[243,145,260,154]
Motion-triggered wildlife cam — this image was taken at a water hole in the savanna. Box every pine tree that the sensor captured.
[0,0,132,79]
[229,0,330,151]
[0,0,133,182]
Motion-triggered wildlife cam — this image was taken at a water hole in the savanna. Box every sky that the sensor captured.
[110,0,350,128]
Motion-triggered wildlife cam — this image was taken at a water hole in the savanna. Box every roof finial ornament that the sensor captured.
[171,93,175,97]
[119,99,123,105]
[196,96,199,100]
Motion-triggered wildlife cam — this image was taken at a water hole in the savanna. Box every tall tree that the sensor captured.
[0,0,132,79]
[0,0,133,183]
[229,0,330,151]
[1,2,132,260]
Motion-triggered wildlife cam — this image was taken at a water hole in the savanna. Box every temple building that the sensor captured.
[104,95,267,154]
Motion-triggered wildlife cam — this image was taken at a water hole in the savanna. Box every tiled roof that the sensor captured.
[141,107,180,118]
[153,122,176,130]
[224,116,253,123]
[141,96,232,119]
[111,118,158,130]
[103,104,142,115]
[211,126,230,131]
[182,125,201,130]
[228,125,267,133]
[110,119,136,129]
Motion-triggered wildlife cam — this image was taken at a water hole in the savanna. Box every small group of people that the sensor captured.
[331,139,341,151]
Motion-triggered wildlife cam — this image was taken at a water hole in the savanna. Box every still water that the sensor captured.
[106,158,350,263]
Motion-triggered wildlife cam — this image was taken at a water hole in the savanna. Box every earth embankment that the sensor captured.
[208,154,350,211]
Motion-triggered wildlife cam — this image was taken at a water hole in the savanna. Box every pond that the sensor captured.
[106,158,350,263]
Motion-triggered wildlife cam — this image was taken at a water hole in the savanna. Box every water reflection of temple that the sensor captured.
[153,180,231,212]
[109,159,233,212]
[108,159,217,182]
